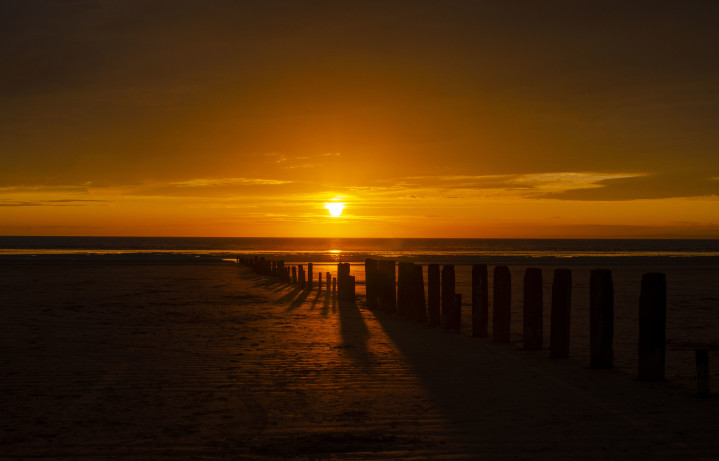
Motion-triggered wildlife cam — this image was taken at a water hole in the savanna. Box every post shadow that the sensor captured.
[338,297,374,369]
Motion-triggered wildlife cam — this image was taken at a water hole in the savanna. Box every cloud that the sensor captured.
[356,172,641,202]
[166,177,294,187]
[543,174,719,201]
[0,199,113,207]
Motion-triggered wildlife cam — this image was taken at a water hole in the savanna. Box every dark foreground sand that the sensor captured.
[2,260,719,460]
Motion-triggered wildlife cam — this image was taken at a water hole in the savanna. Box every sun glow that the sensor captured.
[325,202,345,217]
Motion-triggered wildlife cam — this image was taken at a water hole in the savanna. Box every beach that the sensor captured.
[2,257,719,459]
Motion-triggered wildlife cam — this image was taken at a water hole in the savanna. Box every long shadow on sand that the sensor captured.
[364,309,709,457]
[337,299,373,370]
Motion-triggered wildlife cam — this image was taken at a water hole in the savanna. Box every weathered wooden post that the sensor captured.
[298,265,306,289]
[696,350,710,397]
[307,263,313,290]
[379,260,396,313]
[292,266,297,284]
[337,263,350,300]
[523,267,543,350]
[318,271,323,291]
[638,272,666,381]
[278,261,285,281]
[365,259,379,309]
[550,268,572,359]
[590,269,614,368]
[413,265,427,323]
[397,262,414,318]
[428,264,440,326]
[326,271,331,292]
[347,275,356,302]
[441,265,455,329]
[472,264,489,338]
[493,266,511,343]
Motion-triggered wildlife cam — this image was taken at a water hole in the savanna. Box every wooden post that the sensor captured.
[307,263,313,290]
[318,271,323,291]
[379,260,396,313]
[493,266,511,343]
[428,264,441,326]
[472,264,489,338]
[326,271,331,292]
[638,272,666,381]
[337,263,350,300]
[414,265,427,323]
[347,275,356,302]
[298,265,306,289]
[696,350,710,397]
[292,266,297,284]
[550,268,572,359]
[365,259,379,309]
[523,268,543,350]
[397,262,414,318]
[441,265,455,328]
[590,269,614,369]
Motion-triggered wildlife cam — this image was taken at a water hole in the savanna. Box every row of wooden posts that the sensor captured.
[364,261,600,360]
[240,256,710,396]
[240,256,356,301]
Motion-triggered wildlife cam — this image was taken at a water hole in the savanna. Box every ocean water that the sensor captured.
[2,236,719,260]
[2,236,718,386]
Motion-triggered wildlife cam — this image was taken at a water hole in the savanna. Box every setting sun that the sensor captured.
[325,203,345,217]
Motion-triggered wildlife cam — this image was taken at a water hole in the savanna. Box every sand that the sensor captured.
[2,259,719,459]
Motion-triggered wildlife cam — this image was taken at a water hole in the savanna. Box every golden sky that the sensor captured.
[2,1,718,237]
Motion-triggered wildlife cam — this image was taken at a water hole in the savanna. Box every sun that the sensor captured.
[325,202,344,217]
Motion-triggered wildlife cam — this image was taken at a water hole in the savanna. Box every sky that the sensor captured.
[1,0,718,238]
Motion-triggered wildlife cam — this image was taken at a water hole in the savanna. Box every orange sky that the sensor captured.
[2,1,718,237]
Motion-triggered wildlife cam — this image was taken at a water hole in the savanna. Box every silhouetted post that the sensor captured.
[332,277,336,293]
[337,263,350,300]
[493,266,511,343]
[365,259,379,309]
[379,260,396,313]
[278,261,285,281]
[397,262,414,318]
[413,265,427,323]
[441,265,455,329]
[590,269,614,369]
[299,265,306,289]
[308,263,313,290]
[472,264,489,338]
[523,268,543,350]
[638,272,666,381]
[326,271,331,292]
[347,275,356,302]
[451,293,462,333]
[318,272,323,291]
[696,350,710,397]
[550,269,572,359]
[292,266,297,284]
[428,264,440,326]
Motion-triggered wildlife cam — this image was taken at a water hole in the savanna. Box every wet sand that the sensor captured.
[2,260,719,459]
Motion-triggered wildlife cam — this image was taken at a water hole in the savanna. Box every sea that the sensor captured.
[2,236,719,261]
[2,236,718,386]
